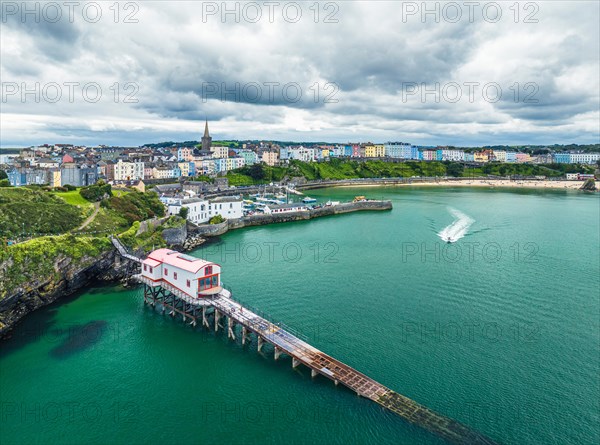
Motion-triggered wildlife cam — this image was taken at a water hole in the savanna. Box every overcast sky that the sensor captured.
[1,1,599,147]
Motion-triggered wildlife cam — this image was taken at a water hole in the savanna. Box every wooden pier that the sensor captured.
[110,237,498,444]
[135,275,498,445]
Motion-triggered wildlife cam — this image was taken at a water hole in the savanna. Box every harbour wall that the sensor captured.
[189,200,392,237]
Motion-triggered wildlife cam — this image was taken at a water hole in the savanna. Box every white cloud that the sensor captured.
[1,0,599,147]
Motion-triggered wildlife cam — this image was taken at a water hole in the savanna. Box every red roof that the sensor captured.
[147,248,217,274]
[142,258,161,267]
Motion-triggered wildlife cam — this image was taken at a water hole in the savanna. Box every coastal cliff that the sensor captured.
[0,246,128,337]
[0,201,391,336]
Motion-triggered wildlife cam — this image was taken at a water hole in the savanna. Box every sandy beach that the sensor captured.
[336,179,590,190]
[404,179,588,190]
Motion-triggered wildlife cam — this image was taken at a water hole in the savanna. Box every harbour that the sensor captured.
[1,187,598,445]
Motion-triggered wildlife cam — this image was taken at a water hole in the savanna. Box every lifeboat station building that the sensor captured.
[141,248,222,299]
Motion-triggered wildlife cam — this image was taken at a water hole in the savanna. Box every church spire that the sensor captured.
[201,119,212,152]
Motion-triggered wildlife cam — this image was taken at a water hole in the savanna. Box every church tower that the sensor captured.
[201,119,212,152]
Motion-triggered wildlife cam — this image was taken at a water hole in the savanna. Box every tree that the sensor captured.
[446,163,464,177]
[0,179,10,187]
[482,163,494,175]
[178,207,189,219]
[0,170,7,180]
[247,163,265,180]
[209,214,224,224]
[79,182,112,202]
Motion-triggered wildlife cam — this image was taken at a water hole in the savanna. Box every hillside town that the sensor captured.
[1,121,599,189]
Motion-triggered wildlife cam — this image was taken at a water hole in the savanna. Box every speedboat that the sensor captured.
[302,197,317,203]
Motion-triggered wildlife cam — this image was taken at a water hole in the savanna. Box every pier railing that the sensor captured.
[219,287,309,343]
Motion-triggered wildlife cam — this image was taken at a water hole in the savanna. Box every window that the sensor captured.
[143,265,147,271]
[186,279,190,287]
[164,268,168,276]
[149,267,153,273]
[205,266,213,275]
[174,272,178,280]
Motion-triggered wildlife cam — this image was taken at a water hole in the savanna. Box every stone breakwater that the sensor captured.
[189,200,392,237]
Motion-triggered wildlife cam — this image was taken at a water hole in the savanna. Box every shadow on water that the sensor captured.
[0,307,60,359]
[0,284,113,359]
[49,320,107,359]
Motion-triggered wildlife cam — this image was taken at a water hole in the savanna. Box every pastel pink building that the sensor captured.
[421,150,437,161]
[141,249,222,298]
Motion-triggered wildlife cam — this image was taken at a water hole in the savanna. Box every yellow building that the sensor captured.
[51,170,61,187]
[262,151,279,166]
[474,151,489,163]
[132,180,145,193]
[153,167,171,179]
[178,162,190,177]
[365,144,385,158]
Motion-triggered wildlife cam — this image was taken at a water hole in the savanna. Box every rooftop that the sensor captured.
[147,248,217,274]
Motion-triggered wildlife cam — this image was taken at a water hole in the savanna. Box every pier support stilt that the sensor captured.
[214,310,220,332]
[274,347,281,360]
[258,336,264,352]
[227,317,236,340]
[311,369,318,378]
[242,327,249,345]
[202,307,209,328]
[292,357,300,369]
[334,380,339,386]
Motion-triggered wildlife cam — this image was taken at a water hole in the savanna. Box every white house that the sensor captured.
[115,160,144,181]
[167,197,243,224]
[141,249,222,298]
[570,153,600,164]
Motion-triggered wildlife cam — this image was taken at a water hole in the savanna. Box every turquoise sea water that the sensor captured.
[1,187,599,445]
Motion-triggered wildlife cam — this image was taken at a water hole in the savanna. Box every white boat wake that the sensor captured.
[438,208,475,243]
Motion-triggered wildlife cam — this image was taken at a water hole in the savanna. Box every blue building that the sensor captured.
[238,150,259,165]
[553,153,571,163]
[7,170,26,186]
[385,142,419,159]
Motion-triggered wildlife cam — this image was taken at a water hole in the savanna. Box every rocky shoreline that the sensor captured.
[0,250,129,338]
[0,200,392,337]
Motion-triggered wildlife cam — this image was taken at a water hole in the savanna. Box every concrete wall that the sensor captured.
[137,216,169,235]
[162,223,187,247]
[189,200,392,237]
[189,221,229,236]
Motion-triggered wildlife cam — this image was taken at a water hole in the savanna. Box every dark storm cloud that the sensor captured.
[1,1,599,146]
[1,9,82,63]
